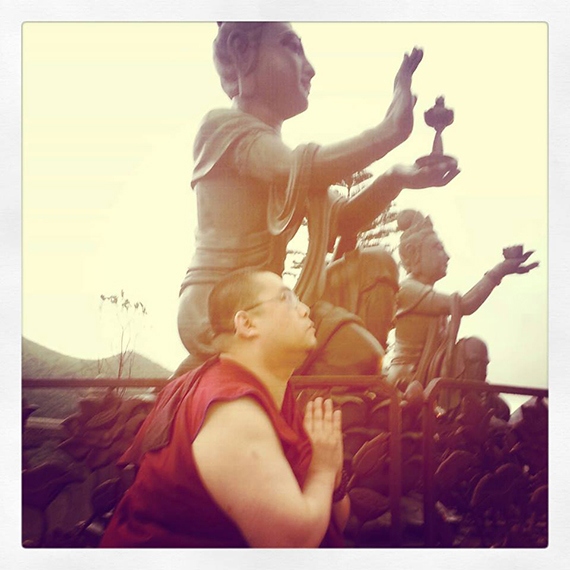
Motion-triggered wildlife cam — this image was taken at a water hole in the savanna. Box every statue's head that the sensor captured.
[459,337,489,382]
[397,209,449,283]
[213,22,315,120]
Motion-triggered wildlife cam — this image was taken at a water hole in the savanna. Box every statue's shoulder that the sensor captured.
[196,108,272,138]
[399,277,430,294]
[398,278,433,309]
[192,108,274,185]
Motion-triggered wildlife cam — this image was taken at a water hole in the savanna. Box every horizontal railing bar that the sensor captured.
[23,375,388,390]
[22,378,171,388]
[424,378,548,404]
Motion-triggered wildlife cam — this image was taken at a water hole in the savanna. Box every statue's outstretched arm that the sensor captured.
[399,281,454,317]
[241,49,424,190]
[400,250,537,318]
[336,156,460,237]
[461,250,538,315]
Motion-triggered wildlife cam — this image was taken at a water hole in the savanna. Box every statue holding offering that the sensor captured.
[176,22,461,376]
[387,209,538,407]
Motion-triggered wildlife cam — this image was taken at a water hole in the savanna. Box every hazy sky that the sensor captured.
[23,22,547,402]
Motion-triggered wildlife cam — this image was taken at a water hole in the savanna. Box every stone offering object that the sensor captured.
[416,96,455,167]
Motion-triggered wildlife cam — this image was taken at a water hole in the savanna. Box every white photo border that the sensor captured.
[2,1,568,568]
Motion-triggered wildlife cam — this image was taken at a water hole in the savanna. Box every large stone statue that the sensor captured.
[176,22,460,376]
[387,209,538,406]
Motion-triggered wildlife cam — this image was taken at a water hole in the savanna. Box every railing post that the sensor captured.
[422,383,437,547]
[389,386,402,546]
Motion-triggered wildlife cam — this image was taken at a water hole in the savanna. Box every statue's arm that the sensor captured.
[240,124,406,191]
[336,158,460,237]
[401,266,529,319]
[399,281,454,316]
[461,251,539,315]
[239,49,425,190]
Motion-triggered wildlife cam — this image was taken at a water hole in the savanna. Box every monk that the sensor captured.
[387,209,538,407]
[177,22,460,376]
[101,269,348,547]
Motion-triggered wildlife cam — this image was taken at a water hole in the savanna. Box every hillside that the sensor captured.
[22,337,173,418]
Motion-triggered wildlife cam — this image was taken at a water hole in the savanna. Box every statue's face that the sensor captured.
[463,338,489,381]
[250,22,316,120]
[417,233,449,283]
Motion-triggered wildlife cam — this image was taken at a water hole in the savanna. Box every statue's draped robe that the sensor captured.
[179,108,357,364]
[389,278,462,403]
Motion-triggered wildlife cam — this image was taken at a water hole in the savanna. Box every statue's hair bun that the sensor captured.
[397,209,425,232]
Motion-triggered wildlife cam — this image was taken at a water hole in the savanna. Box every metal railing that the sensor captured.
[24,375,546,547]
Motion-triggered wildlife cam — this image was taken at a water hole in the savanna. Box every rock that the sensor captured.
[335,394,368,429]
[402,455,423,493]
[358,512,391,544]
[400,495,424,528]
[434,450,478,490]
[369,398,391,430]
[529,485,548,518]
[23,461,86,510]
[401,431,422,460]
[351,431,389,477]
[91,477,124,517]
[348,487,390,522]
[343,427,377,460]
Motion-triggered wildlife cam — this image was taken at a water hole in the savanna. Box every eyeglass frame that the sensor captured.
[241,288,301,312]
[213,288,302,335]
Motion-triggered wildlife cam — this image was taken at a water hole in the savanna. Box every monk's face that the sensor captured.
[248,272,317,359]
[251,23,316,120]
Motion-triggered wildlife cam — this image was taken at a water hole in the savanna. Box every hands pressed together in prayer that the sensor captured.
[303,397,344,487]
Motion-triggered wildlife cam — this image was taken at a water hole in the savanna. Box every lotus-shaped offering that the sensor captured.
[416,96,456,167]
[503,245,524,259]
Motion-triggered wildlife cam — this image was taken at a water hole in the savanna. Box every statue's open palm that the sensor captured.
[384,47,423,143]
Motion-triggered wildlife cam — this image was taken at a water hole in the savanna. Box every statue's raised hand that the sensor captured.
[499,250,539,276]
[384,47,423,145]
[392,155,460,190]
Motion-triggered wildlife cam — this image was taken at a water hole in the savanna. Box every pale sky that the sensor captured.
[23,22,547,403]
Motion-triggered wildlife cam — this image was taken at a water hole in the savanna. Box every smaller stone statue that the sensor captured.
[416,96,455,168]
[387,210,538,408]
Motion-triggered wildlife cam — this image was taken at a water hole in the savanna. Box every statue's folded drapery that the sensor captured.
[389,277,462,400]
[178,108,346,364]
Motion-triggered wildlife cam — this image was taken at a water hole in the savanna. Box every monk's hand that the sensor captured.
[498,250,539,276]
[384,47,423,145]
[391,156,460,190]
[304,397,343,479]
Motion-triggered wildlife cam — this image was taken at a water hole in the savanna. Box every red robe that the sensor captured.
[100,358,343,547]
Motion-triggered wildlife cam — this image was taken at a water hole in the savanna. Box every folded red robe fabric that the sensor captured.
[100,358,343,547]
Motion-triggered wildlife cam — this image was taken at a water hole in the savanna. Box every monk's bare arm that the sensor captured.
[192,397,337,547]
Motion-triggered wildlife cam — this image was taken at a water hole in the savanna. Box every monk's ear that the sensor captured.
[227,30,257,96]
[234,310,258,339]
